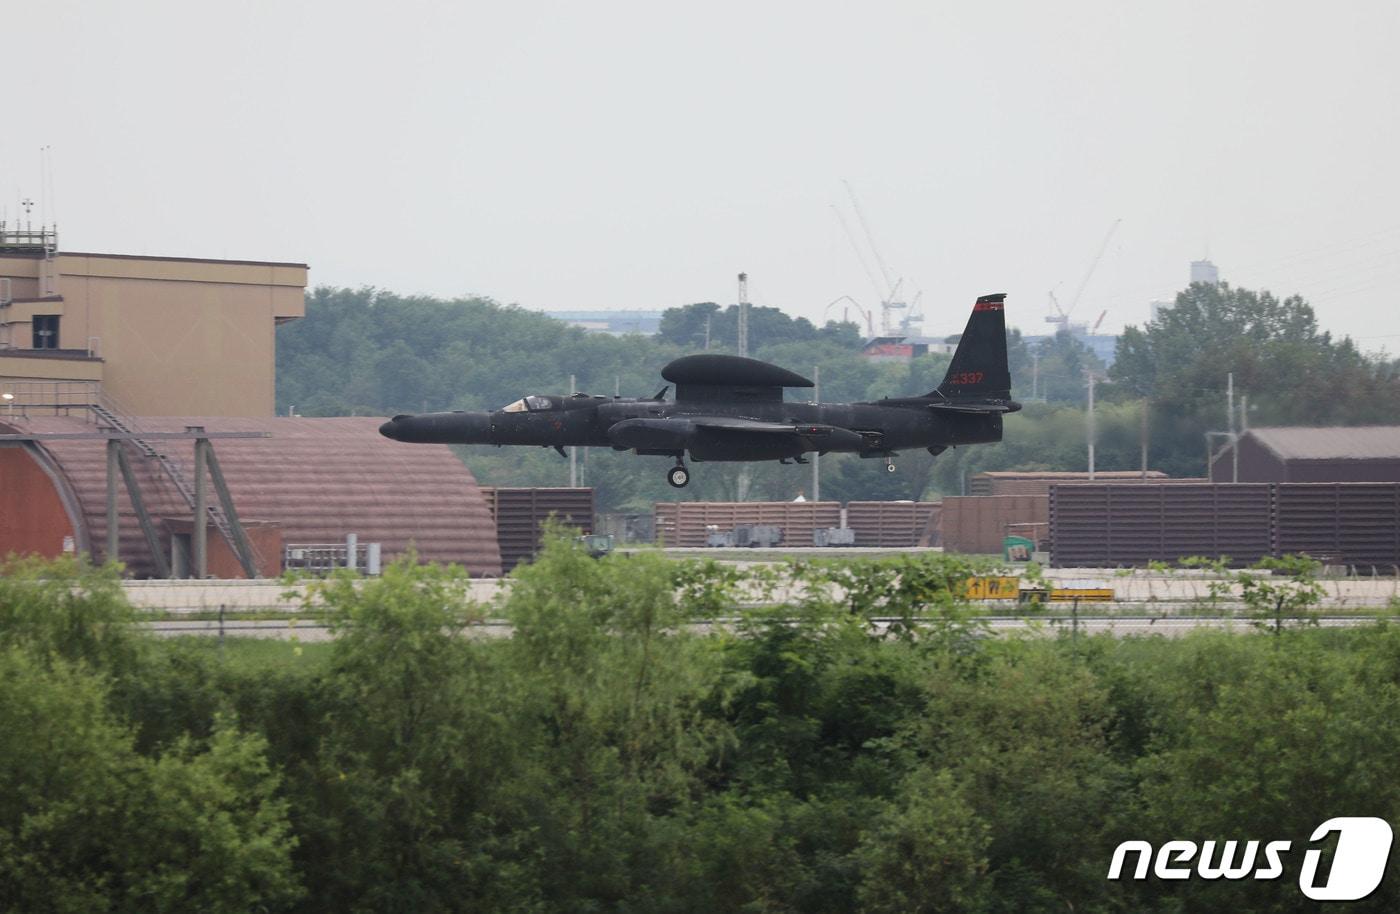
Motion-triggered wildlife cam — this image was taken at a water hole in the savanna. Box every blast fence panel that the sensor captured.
[1050,484,1273,567]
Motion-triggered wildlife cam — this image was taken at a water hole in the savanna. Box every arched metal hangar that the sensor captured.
[0,416,502,577]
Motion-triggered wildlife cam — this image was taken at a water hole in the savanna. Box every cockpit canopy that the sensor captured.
[501,395,555,413]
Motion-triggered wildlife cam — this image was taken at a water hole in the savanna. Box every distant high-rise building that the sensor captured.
[1149,299,1173,323]
[1190,259,1220,285]
[544,310,664,336]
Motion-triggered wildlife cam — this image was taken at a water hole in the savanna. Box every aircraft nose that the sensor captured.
[377,411,493,444]
[378,415,410,440]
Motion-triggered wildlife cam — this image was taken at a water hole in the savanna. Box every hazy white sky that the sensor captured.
[5,0,1399,345]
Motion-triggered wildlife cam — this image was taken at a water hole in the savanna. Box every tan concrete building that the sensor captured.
[1,226,306,417]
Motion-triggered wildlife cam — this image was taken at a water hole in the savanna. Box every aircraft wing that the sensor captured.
[693,418,809,433]
[926,401,1019,415]
[608,417,865,453]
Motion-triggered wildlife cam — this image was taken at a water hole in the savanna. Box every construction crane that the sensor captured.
[906,288,925,334]
[832,181,918,337]
[831,205,883,311]
[1091,310,1108,334]
[825,295,876,337]
[1046,218,1122,331]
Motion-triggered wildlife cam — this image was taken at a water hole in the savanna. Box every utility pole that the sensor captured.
[1238,393,1249,481]
[1227,372,1237,483]
[812,364,821,501]
[1086,370,1098,480]
[736,272,751,500]
[569,374,577,487]
[1140,399,1149,478]
[1031,352,1040,400]
[737,272,749,357]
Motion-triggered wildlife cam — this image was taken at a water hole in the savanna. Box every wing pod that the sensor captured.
[695,419,866,451]
[607,417,866,455]
[607,417,696,451]
[926,401,1019,414]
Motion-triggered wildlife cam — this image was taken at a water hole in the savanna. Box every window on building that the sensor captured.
[32,315,59,349]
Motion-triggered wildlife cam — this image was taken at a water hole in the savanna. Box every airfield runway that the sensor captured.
[121,557,1400,643]
[143,614,1388,642]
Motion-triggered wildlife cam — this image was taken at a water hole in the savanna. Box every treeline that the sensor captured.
[1108,282,1400,476]
[4,549,1400,912]
[274,288,1099,420]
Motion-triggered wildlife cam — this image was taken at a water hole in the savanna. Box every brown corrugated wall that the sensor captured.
[653,502,843,547]
[940,495,1049,554]
[845,501,938,547]
[485,487,594,571]
[968,471,1202,497]
[1050,483,1400,567]
[1275,484,1400,566]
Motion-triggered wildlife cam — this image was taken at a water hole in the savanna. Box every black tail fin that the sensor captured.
[929,293,1012,401]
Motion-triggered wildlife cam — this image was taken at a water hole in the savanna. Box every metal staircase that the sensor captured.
[91,400,260,572]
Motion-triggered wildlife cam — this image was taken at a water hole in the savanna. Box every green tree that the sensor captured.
[1111,282,1400,474]
[657,301,861,352]
[1026,329,1102,404]
[1237,554,1325,635]
[0,650,300,914]
[913,645,1126,911]
[0,555,143,675]
[854,769,990,914]
[293,558,532,913]
[498,534,732,909]
[1126,630,1400,913]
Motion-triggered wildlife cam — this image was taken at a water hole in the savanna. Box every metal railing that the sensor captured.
[285,542,382,575]
[0,224,59,252]
[0,381,265,576]
[0,380,102,418]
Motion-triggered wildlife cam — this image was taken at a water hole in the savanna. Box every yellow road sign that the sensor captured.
[1048,588,1115,603]
[964,576,1022,600]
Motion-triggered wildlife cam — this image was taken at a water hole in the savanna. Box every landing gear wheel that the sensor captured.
[885,460,897,473]
[667,465,690,488]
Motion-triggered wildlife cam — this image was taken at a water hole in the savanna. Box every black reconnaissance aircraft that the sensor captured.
[379,293,1019,488]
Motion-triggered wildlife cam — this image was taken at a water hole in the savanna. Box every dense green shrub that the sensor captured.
[3,547,1399,911]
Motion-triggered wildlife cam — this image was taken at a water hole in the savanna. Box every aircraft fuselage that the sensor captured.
[379,395,1002,461]
[378,292,1017,488]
